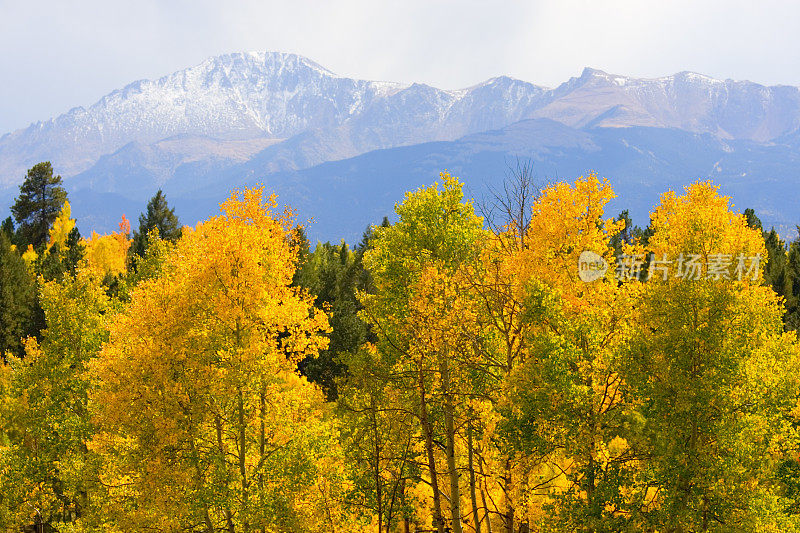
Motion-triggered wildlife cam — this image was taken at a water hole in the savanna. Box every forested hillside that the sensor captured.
[2,161,800,532]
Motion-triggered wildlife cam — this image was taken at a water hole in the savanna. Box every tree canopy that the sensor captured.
[1,168,800,532]
[11,162,68,249]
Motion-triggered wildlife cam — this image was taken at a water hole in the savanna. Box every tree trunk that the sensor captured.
[238,388,250,533]
[402,478,411,533]
[503,458,514,533]
[260,384,267,533]
[467,417,481,533]
[372,394,383,533]
[479,455,492,533]
[215,414,236,533]
[442,357,464,533]
[420,370,446,533]
[189,427,215,533]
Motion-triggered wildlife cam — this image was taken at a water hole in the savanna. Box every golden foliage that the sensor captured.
[88,187,340,531]
[21,243,37,263]
[81,215,131,277]
[47,200,75,251]
[647,181,766,283]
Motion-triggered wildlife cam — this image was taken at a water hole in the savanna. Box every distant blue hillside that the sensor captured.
[57,119,800,244]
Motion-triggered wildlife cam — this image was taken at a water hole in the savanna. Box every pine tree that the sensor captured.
[11,162,67,249]
[130,190,181,259]
[744,208,793,329]
[290,225,311,287]
[763,227,788,298]
[610,209,635,256]
[785,231,800,332]
[744,207,763,231]
[1,217,14,243]
[293,219,389,400]
[296,241,367,400]
[0,232,37,360]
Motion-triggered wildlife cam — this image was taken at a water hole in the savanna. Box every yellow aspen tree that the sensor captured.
[625,182,800,531]
[0,270,111,531]
[336,344,422,533]
[46,200,75,252]
[361,173,486,533]
[36,199,83,281]
[89,187,343,532]
[81,215,132,278]
[21,244,38,264]
[498,173,641,531]
[470,182,543,533]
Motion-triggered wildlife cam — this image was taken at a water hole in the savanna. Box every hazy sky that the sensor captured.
[1,0,799,133]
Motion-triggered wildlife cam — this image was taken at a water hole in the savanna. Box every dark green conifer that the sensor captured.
[11,162,67,249]
[0,232,37,359]
[131,190,181,259]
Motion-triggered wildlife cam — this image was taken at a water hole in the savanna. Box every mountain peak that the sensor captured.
[3,54,800,193]
[580,67,611,78]
[579,67,731,88]
[575,67,631,87]
[671,70,726,85]
[205,51,338,77]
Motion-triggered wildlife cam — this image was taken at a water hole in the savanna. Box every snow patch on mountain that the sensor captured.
[2,52,800,194]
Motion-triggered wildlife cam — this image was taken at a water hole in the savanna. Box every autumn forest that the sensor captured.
[3,161,800,532]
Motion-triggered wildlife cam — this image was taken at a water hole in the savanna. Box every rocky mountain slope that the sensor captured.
[0,51,549,184]
[1,51,798,239]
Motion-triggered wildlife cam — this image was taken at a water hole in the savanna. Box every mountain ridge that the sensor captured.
[59,119,799,244]
[1,51,799,242]
[3,51,800,186]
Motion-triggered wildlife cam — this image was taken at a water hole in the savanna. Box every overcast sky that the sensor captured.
[1,0,799,133]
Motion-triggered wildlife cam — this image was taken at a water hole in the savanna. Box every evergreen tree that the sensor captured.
[744,207,763,231]
[763,228,788,296]
[119,229,172,300]
[294,219,389,400]
[11,162,67,249]
[351,217,390,298]
[1,217,14,243]
[291,226,311,287]
[785,231,800,332]
[37,226,85,282]
[610,210,653,252]
[610,209,634,257]
[130,190,180,259]
[295,240,365,400]
[744,208,784,293]
[744,208,794,329]
[0,232,37,360]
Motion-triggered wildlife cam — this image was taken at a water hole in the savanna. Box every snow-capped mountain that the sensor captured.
[0,51,550,185]
[2,52,799,187]
[1,51,799,240]
[0,52,397,181]
[533,68,800,140]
